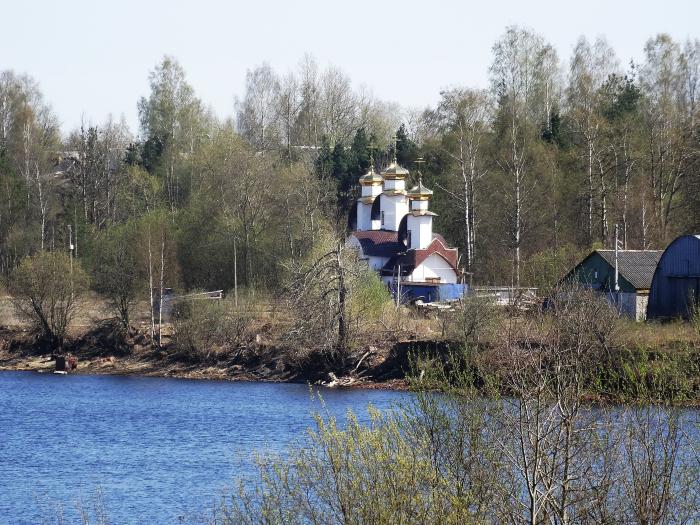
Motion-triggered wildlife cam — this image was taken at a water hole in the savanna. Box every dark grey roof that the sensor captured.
[595,250,663,290]
[351,230,405,258]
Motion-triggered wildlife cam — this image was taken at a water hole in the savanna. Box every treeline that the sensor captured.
[1,27,699,296]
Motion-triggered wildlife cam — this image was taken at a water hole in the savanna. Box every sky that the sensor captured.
[3,0,699,136]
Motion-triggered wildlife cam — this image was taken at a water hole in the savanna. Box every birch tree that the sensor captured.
[567,37,619,245]
[490,26,559,286]
[433,88,492,273]
[236,63,281,152]
[639,35,691,244]
[138,56,205,212]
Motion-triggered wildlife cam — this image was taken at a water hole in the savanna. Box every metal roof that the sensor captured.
[594,250,663,290]
[381,161,410,178]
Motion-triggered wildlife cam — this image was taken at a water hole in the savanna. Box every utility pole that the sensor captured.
[68,224,74,275]
[68,224,75,301]
[614,223,620,308]
[233,236,238,308]
[396,265,401,308]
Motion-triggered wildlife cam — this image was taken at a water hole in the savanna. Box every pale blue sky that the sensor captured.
[3,0,699,136]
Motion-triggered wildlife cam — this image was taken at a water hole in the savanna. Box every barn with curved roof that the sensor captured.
[647,235,700,320]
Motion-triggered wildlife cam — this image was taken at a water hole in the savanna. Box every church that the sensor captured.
[346,155,466,302]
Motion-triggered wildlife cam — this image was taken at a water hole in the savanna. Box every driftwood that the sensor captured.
[321,372,358,388]
[351,348,374,374]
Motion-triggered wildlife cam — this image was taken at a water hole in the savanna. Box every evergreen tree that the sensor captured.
[348,128,370,177]
[394,124,419,167]
[314,136,334,178]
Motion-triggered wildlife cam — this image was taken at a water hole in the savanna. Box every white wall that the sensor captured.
[383,179,405,191]
[407,253,457,284]
[368,256,389,271]
[636,293,649,322]
[361,184,382,198]
[357,202,376,231]
[407,215,432,249]
[380,194,408,231]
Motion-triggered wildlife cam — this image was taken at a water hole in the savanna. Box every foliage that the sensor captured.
[2,31,700,343]
[9,251,89,348]
[215,288,699,524]
[443,294,503,346]
[348,268,391,324]
[91,223,140,328]
[521,244,588,294]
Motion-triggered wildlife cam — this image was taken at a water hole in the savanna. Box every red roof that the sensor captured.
[381,237,458,276]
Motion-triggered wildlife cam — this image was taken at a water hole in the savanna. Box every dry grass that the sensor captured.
[618,318,698,348]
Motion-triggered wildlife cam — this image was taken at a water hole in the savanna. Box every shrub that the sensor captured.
[172,298,251,362]
[9,251,89,349]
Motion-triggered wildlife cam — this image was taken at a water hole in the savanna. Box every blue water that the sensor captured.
[0,372,410,524]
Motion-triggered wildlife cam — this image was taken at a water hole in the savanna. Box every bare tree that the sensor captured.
[640,35,693,244]
[236,63,281,152]
[567,37,619,245]
[432,88,492,272]
[283,236,384,367]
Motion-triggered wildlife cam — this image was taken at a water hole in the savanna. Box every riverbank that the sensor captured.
[2,307,699,401]
[0,321,414,390]
[0,351,411,390]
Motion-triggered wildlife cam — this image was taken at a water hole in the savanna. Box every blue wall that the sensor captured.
[390,283,467,303]
[647,235,700,319]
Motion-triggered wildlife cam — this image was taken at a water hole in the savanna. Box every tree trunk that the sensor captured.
[147,228,155,340]
[336,245,348,356]
[158,230,165,347]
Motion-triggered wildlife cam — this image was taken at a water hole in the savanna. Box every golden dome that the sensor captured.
[407,178,433,200]
[381,161,409,179]
[359,165,383,186]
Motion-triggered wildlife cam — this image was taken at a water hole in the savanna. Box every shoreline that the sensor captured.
[4,351,700,405]
[3,320,700,404]
[0,349,411,391]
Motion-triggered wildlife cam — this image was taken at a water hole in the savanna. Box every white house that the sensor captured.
[347,156,462,300]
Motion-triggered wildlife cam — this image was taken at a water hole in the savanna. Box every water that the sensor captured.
[0,372,410,524]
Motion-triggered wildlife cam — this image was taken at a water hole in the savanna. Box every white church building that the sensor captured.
[347,156,465,302]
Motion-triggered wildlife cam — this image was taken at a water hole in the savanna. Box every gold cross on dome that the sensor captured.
[414,156,425,182]
[368,139,377,168]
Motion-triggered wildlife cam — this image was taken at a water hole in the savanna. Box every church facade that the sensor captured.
[347,156,465,302]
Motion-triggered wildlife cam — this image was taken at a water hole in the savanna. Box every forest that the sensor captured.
[1,26,699,299]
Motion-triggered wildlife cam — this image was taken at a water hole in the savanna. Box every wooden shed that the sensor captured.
[561,250,662,321]
[647,235,700,320]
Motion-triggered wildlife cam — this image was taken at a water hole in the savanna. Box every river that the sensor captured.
[0,371,410,524]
